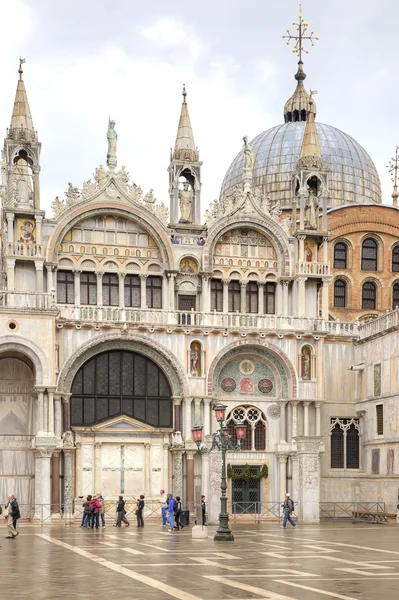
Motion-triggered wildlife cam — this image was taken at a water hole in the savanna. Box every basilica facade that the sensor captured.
[0,57,398,525]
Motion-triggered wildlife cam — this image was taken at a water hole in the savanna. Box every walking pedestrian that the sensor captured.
[114,495,130,527]
[5,494,20,539]
[167,494,175,532]
[81,495,92,527]
[136,495,145,528]
[201,495,207,526]
[174,496,183,530]
[90,495,102,529]
[281,493,296,529]
[159,489,168,527]
[97,492,106,529]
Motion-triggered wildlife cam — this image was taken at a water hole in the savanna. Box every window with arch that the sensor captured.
[361,238,378,271]
[102,273,119,306]
[264,283,276,314]
[392,246,399,272]
[393,282,399,310]
[81,272,97,305]
[246,282,258,313]
[334,242,347,269]
[210,279,223,312]
[362,281,376,310]
[124,274,141,308]
[228,280,241,312]
[70,350,172,427]
[57,270,74,304]
[334,279,346,308]
[226,406,266,451]
[146,276,162,308]
[330,418,360,469]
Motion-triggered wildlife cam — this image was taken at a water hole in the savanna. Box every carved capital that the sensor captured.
[222,278,231,286]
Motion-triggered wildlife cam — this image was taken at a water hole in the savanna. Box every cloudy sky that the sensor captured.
[0,0,397,216]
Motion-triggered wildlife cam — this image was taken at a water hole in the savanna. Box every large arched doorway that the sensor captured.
[70,350,173,428]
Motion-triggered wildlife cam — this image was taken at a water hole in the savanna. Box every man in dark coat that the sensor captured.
[5,494,20,539]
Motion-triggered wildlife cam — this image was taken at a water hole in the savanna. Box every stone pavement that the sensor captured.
[1,521,399,599]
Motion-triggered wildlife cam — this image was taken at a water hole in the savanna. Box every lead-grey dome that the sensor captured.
[220,122,381,207]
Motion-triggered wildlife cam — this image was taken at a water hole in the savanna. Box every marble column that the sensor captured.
[94,442,102,494]
[96,272,103,307]
[240,280,247,313]
[47,387,55,435]
[6,212,14,243]
[203,398,211,436]
[63,449,74,523]
[35,448,53,521]
[201,451,210,507]
[119,272,126,308]
[163,443,169,492]
[194,397,201,425]
[173,398,182,432]
[297,277,307,317]
[183,397,192,440]
[140,274,148,309]
[290,400,299,439]
[62,395,71,431]
[276,282,282,315]
[54,394,62,439]
[258,282,264,314]
[46,265,54,294]
[35,260,44,293]
[222,279,229,313]
[202,275,210,313]
[35,215,43,245]
[186,450,195,511]
[321,277,330,320]
[144,443,151,495]
[172,450,184,498]
[278,454,288,503]
[168,272,176,310]
[74,271,81,306]
[51,452,60,513]
[33,168,41,210]
[282,280,289,315]
[35,387,45,434]
[295,436,321,524]
[75,442,82,498]
[280,401,287,442]
[303,401,311,437]
[315,402,322,437]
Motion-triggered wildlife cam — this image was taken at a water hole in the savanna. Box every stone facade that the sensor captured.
[0,61,398,526]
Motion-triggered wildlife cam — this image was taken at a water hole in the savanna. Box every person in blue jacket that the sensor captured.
[167,494,175,531]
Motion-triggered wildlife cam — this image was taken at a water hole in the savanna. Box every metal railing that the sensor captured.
[228,501,297,522]
[319,502,386,523]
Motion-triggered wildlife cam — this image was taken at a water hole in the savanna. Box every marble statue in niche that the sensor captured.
[190,341,201,377]
[179,182,193,223]
[387,448,395,475]
[305,188,319,230]
[301,346,312,380]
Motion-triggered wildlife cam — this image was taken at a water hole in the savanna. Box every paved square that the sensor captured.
[1,522,399,599]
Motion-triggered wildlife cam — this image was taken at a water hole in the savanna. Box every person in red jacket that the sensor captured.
[90,495,102,529]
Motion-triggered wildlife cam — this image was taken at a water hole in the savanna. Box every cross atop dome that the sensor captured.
[282,3,319,62]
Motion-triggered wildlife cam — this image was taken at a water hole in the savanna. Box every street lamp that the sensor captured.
[192,404,246,542]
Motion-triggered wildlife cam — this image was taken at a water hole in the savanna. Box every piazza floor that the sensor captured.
[1,521,399,600]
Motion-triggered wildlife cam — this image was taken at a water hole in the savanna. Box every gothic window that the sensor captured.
[264,283,276,314]
[146,276,162,308]
[226,405,266,451]
[334,279,346,307]
[210,279,223,312]
[246,282,258,313]
[376,404,384,435]
[330,418,360,469]
[393,282,399,310]
[80,273,97,305]
[124,275,140,308]
[392,246,399,272]
[57,270,74,304]
[334,243,347,269]
[70,350,172,427]
[102,273,119,306]
[362,282,376,309]
[228,280,241,312]
[361,238,378,271]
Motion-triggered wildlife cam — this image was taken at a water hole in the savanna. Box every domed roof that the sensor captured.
[220,121,381,207]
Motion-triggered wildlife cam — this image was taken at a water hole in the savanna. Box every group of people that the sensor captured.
[159,490,207,532]
[0,494,21,542]
[80,493,106,529]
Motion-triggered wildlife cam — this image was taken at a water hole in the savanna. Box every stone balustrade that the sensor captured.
[295,261,330,276]
[6,242,45,258]
[357,308,399,340]
[0,290,55,309]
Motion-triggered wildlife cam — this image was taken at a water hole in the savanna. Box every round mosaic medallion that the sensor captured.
[221,377,237,393]
[239,359,255,375]
[267,404,281,419]
[258,378,273,394]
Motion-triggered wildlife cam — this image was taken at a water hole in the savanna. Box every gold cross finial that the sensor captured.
[282,4,319,62]
[387,145,399,191]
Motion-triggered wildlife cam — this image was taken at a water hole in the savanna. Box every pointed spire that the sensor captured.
[298,94,323,170]
[9,58,35,136]
[173,84,198,162]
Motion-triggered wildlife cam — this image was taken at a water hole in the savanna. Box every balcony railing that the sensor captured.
[295,261,330,276]
[358,308,399,340]
[6,242,44,257]
[0,290,55,309]
[56,305,359,336]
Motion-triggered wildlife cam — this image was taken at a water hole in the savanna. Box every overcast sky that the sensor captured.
[0,0,397,217]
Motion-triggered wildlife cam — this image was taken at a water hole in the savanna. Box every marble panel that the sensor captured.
[150,444,163,497]
[82,445,94,495]
[123,444,144,497]
[101,444,122,496]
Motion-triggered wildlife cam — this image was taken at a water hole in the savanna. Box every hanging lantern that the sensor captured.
[235,423,247,440]
[191,425,203,445]
[213,404,227,423]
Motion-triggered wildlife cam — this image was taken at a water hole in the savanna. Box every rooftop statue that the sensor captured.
[243,135,254,172]
[179,182,193,223]
[106,118,118,168]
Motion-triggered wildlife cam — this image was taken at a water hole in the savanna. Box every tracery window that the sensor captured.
[210,279,223,312]
[334,279,346,308]
[334,243,347,269]
[226,405,266,451]
[70,350,172,427]
[102,273,119,306]
[57,270,74,304]
[362,281,376,309]
[264,283,276,314]
[393,282,399,310]
[392,246,399,272]
[124,274,140,308]
[246,282,258,313]
[80,273,97,305]
[146,276,162,308]
[361,238,378,271]
[228,281,241,312]
[330,418,360,469]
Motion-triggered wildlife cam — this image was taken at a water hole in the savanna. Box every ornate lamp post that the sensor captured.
[192,403,247,542]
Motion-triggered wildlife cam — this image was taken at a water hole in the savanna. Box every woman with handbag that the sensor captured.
[5,494,20,539]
